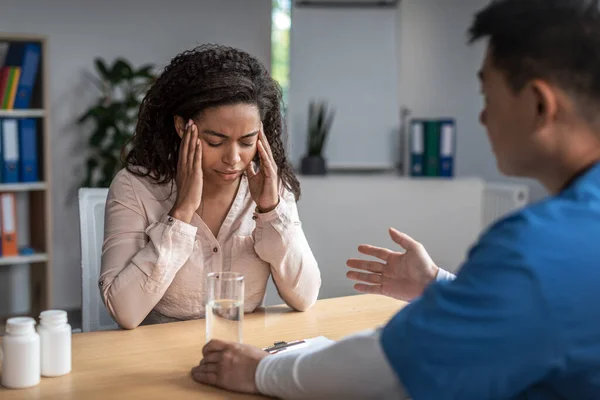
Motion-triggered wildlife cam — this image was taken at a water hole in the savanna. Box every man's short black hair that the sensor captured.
[469,0,600,120]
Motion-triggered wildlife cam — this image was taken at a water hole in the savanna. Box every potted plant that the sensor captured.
[77,57,156,187]
[301,100,335,175]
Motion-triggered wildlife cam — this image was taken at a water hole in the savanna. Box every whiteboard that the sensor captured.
[288,6,400,168]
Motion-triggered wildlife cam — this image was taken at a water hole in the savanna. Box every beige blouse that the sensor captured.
[99,168,321,329]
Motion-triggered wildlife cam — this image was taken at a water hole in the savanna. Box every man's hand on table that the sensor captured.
[192,339,269,394]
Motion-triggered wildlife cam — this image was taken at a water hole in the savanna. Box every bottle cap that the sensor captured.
[39,310,68,326]
[6,317,36,335]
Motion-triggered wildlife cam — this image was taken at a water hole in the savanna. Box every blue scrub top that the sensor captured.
[381,163,600,400]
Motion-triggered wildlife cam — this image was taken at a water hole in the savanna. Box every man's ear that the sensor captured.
[530,79,557,131]
[173,115,186,138]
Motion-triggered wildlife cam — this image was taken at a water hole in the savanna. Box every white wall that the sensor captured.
[272,176,483,303]
[0,0,272,312]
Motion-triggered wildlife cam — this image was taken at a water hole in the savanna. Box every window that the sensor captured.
[271,0,291,106]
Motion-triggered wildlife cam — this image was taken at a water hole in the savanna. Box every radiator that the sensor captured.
[483,183,529,230]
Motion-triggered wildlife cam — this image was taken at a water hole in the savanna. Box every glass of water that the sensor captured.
[205,272,244,343]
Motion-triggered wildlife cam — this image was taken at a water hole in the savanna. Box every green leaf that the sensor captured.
[101,155,118,186]
[94,58,111,81]
[307,101,318,153]
[306,101,335,156]
[78,104,106,124]
[78,109,93,125]
[82,174,92,188]
[112,131,130,151]
[124,94,140,109]
[99,177,112,188]
[110,59,134,84]
[86,157,98,170]
[319,108,335,151]
[82,157,99,187]
[89,126,109,147]
[316,102,325,136]
[135,64,155,79]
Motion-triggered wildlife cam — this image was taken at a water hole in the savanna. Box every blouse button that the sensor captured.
[252,215,257,220]
[167,216,174,223]
[213,247,218,253]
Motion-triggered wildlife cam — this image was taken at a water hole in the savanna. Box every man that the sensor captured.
[191,0,600,398]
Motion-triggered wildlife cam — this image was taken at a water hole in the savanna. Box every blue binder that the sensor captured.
[0,118,3,184]
[3,42,24,66]
[1,119,20,183]
[409,119,425,177]
[439,118,456,177]
[13,43,41,109]
[19,118,38,182]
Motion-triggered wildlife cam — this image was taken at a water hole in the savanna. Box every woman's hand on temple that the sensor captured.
[170,120,203,223]
[247,124,279,213]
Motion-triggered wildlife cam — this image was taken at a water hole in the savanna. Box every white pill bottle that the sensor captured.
[37,310,72,377]
[1,317,41,389]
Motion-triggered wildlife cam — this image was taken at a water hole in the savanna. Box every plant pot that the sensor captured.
[301,155,327,175]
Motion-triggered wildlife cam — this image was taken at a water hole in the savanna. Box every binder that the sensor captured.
[423,120,440,177]
[13,43,41,109]
[409,119,425,177]
[0,119,3,184]
[439,119,456,177]
[1,193,18,256]
[1,119,20,183]
[0,192,2,257]
[2,43,28,109]
[0,42,9,68]
[1,67,21,109]
[3,42,24,66]
[1,67,14,109]
[0,67,10,106]
[19,119,38,182]
[6,67,20,110]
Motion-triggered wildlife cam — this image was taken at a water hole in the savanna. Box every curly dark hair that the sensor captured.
[123,44,300,200]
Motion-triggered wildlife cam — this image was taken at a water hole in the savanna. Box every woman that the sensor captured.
[99,44,321,329]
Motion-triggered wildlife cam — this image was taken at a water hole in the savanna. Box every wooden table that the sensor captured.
[0,294,406,399]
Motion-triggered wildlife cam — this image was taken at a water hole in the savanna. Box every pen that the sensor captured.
[263,340,308,354]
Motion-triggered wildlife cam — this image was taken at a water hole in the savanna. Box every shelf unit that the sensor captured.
[0,253,49,267]
[0,182,47,192]
[0,109,45,118]
[0,33,53,320]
